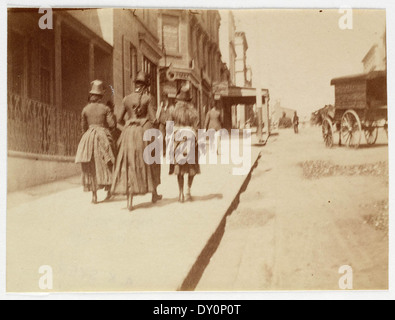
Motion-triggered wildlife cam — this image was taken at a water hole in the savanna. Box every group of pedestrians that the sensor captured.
[75,71,203,211]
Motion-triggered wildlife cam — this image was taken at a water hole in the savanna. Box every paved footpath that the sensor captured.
[197,127,388,291]
[7,134,262,292]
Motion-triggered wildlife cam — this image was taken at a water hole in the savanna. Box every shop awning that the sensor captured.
[214,85,269,105]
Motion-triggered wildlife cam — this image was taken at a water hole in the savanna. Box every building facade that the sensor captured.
[7,8,163,191]
[157,9,223,127]
[215,10,270,132]
[218,10,237,86]
[235,32,249,87]
[218,10,237,128]
[234,31,254,128]
[7,8,260,191]
[7,9,114,191]
[112,9,163,118]
[272,101,296,126]
[362,31,387,73]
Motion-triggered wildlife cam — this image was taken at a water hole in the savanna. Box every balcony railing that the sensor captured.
[7,92,81,158]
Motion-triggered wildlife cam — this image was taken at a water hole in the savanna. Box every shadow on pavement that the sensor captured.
[355,143,388,149]
[130,193,224,211]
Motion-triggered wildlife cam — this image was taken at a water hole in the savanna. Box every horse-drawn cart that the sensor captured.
[322,70,387,148]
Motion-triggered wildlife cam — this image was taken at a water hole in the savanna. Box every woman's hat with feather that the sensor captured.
[135,71,150,86]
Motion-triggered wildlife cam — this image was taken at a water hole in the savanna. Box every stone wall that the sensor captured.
[7,152,80,192]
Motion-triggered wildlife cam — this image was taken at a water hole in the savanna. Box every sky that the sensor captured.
[232,9,386,118]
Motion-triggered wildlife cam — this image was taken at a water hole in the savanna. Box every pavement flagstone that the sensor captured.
[7,134,262,292]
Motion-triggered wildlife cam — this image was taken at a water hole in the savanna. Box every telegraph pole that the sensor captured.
[256,86,263,143]
[255,15,265,144]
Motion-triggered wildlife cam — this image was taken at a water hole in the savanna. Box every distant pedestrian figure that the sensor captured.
[111,71,162,211]
[293,111,299,134]
[204,101,223,155]
[205,102,222,131]
[170,85,200,203]
[279,112,292,129]
[75,80,116,204]
[157,91,175,156]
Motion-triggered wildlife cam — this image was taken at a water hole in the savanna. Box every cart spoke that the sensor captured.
[322,118,334,148]
[341,110,361,149]
[345,132,352,146]
[364,121,379,145]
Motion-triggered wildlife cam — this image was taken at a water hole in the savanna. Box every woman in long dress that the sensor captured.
[204,103,222,131]
[111,71,162,211]
[75,80,116,204]
[204,101,223,155]
[169,85,200,203]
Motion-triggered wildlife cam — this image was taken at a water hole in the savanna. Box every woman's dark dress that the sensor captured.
[111,90,161,196]
[75,103,116,192]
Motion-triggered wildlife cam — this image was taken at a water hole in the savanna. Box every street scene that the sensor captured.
[197,127,388,291]
[6,8,388,292]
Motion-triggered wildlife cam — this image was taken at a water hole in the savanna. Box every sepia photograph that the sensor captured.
[3,2,391,295]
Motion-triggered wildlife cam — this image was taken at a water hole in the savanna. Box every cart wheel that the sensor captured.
[341,110,362,149]
[364,121,379,145]
[322,117,334,148]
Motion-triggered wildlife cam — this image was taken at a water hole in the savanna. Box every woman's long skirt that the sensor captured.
[111,120,161,196]
[75,126,115,192]
[169,128,201,177]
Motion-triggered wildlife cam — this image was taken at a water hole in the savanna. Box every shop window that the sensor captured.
[130,43,138,90]
[26,39,34,99]
[190,26,195,58]
[202,41,207,73]
[143,56,157,101]
[40,45,52,104]
[192,86,199,109]
[8,31,25,95]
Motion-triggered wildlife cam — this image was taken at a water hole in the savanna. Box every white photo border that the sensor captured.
[0,0,394,300]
